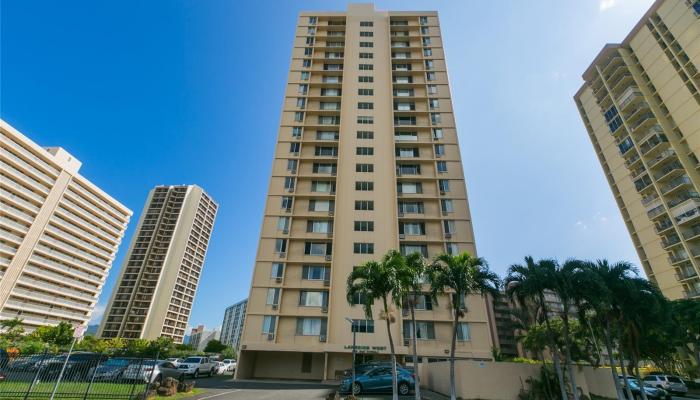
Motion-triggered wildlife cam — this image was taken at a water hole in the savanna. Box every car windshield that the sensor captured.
[183,357,201,363]
[103,359,130,366]
[667,377,682,383]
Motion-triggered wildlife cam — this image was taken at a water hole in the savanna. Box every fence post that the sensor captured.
[82,353,102,400]
[142,350,159,400]
[49,335,77,400]
[128,358,143,400]
[24,350,49,400]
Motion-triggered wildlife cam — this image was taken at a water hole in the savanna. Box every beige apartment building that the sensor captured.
[237,4,494,381]
[0,119,131,330]
[98,185,218,343]
[575,0,700,300]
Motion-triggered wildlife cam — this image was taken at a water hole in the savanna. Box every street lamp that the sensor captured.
[344,317,356,394]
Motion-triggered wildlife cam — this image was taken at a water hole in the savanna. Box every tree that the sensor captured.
[347,250,404,400]
[428,252,500,400]
[31,322,74,347]
[0,318,25,342]
[672,299,700,377]
[506,256,568,400]
[204,339,227,354]
[397,251,427,400]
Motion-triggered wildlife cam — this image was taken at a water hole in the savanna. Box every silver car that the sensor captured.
[123,360,184,385]
[642,374,688,395]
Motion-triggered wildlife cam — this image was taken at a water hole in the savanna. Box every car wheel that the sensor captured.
[178,374,185,383]
[193,370,199,379]
[399,381,410,395]
[152,374,162,388]
[352,382,362,395]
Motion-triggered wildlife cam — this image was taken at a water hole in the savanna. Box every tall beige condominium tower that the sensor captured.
[98,185,218,343]
[237,4,493,381]
[575,0,700,300]
[0,119,131,330]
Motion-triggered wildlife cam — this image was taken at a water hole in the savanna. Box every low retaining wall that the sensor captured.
[419,360,617,400]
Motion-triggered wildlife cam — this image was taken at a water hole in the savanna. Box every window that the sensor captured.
[311,181,335,193]
[358,89,374,96]
[356,181,374,191]
[360,31,373,37]
[312,163,336,174]
[400,222,425,235]
[271,263,284,279]
[358,102,374,109]
[422,37,431,46]
[435,144,445,156]
[309,199,334,212]
[302,265,329,280]
[284,177,296,191]
[357,116,374,124]
[308,16,317,24]
[403,321,435,340]
[296,98,306,108]
[397,182,422,194]
[392,52,410,59]
[323,76,341,83]
[356,147,374,156]
[318,115,340,125]
[307,27,316,35]
[302,59,312,68]
[398,201,424,214]
[356,163,374,172]
[277,216,290,232]
[394,76,413,84]
[360,42,373,47]
[359,64,374,70]
[316,131,339,140]
[394,116,416,125]
[355,200,374,210]
[266,288,280,305]
[301,352,313,373]
[315,146,338,156]
[441,199,453,213]
[320,102,340,110]
[351,291,366,305]
[292,127,303,138]
[437,161,447,173]
[431,113,442,124]
[397,164,420,175]
[354,242,374,254]
[300,71,310,81]
[457,323,470,341]
[354,221,374,231]
[307,220,332,233]
[305,242,331,256]
[275,239,287,254]
[423,48,433,57]
[287,159,298,172]
[432,128,443,139]
[358,76,374,83]
[395,132,418,141]
[298,84,308,94]
[429,98,439,109]
[294,112,304,122]
[323,64,343,71]
[351,319,374,333]
[439,179,450,192]
[359,52,373,59]
[304,48,313,56]
[360,21,373,27]
[321,88,341,96]
[262,316,276,334]
[443,220,456,234]
[396,147,419,157]
[411,294,432,310]
[394,88,414,97]
[281,196,293,210]
[395,102,415,111]
[296,318,324,335]
[357,131,374,139]
[428,85,438,94]
[446,242,459,255]
[425,60,434,70]
[299,291,328,307]
[400,244,428,258]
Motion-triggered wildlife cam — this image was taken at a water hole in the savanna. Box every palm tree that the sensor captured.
[505,256,568,400]
[428,252,500,400]
[346,250,404,400]
[397,251,427,400]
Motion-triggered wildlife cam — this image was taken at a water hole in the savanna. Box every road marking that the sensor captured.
[198,390,241,399]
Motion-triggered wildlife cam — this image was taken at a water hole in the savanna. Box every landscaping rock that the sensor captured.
[177,380,195,393]
[136,389,157,399]
[156,377,178,397]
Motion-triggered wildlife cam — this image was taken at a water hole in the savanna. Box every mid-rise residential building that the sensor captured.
[575,0,700,300]
[0,119,132,330]
[220,299,247,350]
[98,185,218,343]
[188,324,220,352]
[237,4,494,381]
[491,294,520,360]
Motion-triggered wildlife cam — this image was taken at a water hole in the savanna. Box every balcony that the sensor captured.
[677,265,699,281]
[669,252,690,265]
[661,234,682,249]
[675,206,700,226]
[646,204,666,219]
[647,149,676,169]
[661,175,692,195]
[654,218,674,234]
[683,225,700,240]
[629,113,657,133]
[653,161,684,181]
[685,285,700,299]
[617,87,642,110]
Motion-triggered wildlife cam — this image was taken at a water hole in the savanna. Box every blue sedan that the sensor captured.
[340,366,415,395]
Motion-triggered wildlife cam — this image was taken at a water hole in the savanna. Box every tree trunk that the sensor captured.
[693,343,700,379]
[383,297,398,400]
[619,349,634,400]
[631,351,648,400]
[603,318,624,400]
[450,304,459,400]
[539,351,553,400]
[410,302,421,400]
[540,294,568,400]
[562,316,580,400]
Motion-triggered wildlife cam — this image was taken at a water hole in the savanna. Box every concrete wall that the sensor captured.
[421,361,617,400]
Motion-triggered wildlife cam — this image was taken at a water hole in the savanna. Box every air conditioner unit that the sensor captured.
[321,306,328,313]
[272,304,278,310]
[323,280,330,287]
[325,255,332,261]
[287,187,295,193]
[331,171,337,176]
[440,190,446,195]
[436,154,442,158]
[403,338,410,346]
[319,335,327,342]
[276,277,283,283]
[328,211,334,216]
[445,233,452,238]
[267,333,275,340]
[285,208,292,213]
[326,233,333,238]
[278,252,287,258]
[441,211,448,216]
[290,170,297,175]
[398,212,404,217]
[282,229,289,234]
[402,309,409,317]
[399,234,406,239]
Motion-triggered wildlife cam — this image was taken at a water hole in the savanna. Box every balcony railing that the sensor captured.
[617,87,642,110]
[675,207,700,225]
[677,267,699,281]
[662,175,692,194]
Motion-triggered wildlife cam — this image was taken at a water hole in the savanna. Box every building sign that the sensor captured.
[343,345,387,353]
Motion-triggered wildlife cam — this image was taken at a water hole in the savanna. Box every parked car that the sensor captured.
[165,358,183,367]
[214,361,227,375]
[643,374,688,395]
[343,362,407,378]
[222,359,236,372]
[39,352,108,381]
[91,358,131,381]
[622,378,671,400]
[177,356,216,378]
[340,365,415,395]
[123,360,184,386]
[8,354,48,371]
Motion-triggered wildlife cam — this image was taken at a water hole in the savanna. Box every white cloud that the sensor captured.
[89,304,105,325]
[551,71,568,81]
[599,0,617,12]
[574,221,588,230]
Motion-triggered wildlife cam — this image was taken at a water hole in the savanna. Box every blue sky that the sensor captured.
[1,0,654,331]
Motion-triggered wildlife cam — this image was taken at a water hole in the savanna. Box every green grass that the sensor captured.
[155,388,204,399]
[0,380,148,399]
